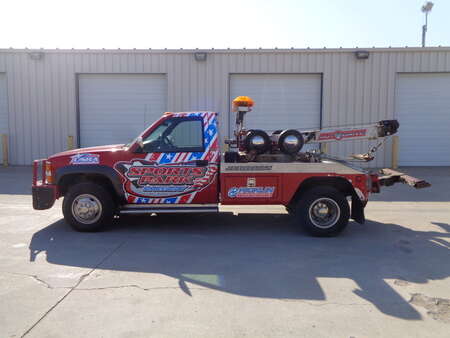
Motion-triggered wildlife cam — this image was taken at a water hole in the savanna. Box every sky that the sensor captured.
[1,0,449,49]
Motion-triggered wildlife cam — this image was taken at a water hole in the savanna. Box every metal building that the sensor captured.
[0,47,449,167]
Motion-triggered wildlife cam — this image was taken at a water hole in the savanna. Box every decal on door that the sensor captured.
[115,159,218,199]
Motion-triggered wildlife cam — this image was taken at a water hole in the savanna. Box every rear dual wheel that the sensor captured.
[293,186,350,236]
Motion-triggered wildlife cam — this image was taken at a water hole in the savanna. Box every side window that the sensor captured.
[142,117,204,153]
[170,120,203,149]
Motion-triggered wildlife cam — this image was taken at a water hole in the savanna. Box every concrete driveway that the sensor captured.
[0,166,449,337]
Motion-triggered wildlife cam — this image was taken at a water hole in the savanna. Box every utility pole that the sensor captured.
[421,2,434,47]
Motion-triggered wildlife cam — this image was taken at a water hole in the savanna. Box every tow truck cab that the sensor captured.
[33,111,379,236]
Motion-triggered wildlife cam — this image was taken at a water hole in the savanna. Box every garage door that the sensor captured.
[396,73,450,166]
[79,74,167,147]
[0,74,8,164]
[229,74,321,138]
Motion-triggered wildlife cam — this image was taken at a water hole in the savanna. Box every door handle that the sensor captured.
[195,160,208,167]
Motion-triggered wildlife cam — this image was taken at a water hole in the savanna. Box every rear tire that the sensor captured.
[63,182,115,232]
[294,186,350,237]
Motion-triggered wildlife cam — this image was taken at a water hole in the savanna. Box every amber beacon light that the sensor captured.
[232,96,254,112]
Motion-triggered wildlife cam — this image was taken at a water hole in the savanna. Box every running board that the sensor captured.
[119,204,219,214]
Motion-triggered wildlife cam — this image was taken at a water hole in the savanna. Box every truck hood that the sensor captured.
[48,144,125,159]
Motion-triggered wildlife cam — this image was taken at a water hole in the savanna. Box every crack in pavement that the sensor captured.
[279,299,374,307]
[5,274,388,307]
[9,272,411,309]
[21,240,127,338]
[8,272,76,290]
[8,273,207,293]
[11,274,383,307]
[74,284,207,292]
[9,272,70,290]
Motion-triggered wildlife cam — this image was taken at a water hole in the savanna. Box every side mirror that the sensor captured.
[135,136,144,153]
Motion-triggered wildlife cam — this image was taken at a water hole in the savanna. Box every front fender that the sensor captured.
[55,165,125,200]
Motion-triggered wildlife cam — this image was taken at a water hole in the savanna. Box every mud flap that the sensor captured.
[351,195,365,224]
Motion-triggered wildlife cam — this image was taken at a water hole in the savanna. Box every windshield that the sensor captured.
[124,136,139,148]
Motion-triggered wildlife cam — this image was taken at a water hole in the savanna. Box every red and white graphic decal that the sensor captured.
[318,129,367,141]
[115,160,218,199]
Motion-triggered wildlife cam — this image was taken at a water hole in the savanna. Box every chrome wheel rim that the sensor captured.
[308,197,340,229]
[71,194,102,224]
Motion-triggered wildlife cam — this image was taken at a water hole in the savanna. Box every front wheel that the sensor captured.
[63,182,115,232]
[294,186,350,237]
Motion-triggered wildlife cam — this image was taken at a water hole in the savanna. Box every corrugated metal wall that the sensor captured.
[0,73,9,164]
[0,48,449,166]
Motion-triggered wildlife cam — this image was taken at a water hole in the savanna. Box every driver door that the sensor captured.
[117,114,219,205]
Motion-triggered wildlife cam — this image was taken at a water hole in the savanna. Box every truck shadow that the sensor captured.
[29,213,450,321]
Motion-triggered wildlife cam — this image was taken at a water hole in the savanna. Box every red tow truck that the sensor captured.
[32,96,430,236]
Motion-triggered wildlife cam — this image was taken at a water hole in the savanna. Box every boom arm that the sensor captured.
[304,120,399,144]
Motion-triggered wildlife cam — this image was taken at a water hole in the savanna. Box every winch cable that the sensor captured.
[347,136,390,162]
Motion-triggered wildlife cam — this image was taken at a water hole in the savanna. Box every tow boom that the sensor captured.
[304,120,399,144]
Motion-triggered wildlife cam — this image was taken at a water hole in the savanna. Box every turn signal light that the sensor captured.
[45,161,53,184]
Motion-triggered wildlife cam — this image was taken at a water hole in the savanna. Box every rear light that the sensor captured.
[45,161,53,184]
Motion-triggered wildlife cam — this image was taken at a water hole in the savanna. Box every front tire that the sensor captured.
[63,182,115,232]
[294,186,350,237]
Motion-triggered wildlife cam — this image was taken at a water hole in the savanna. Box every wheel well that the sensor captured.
[58,174,118,202]
[289,176,356,207]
